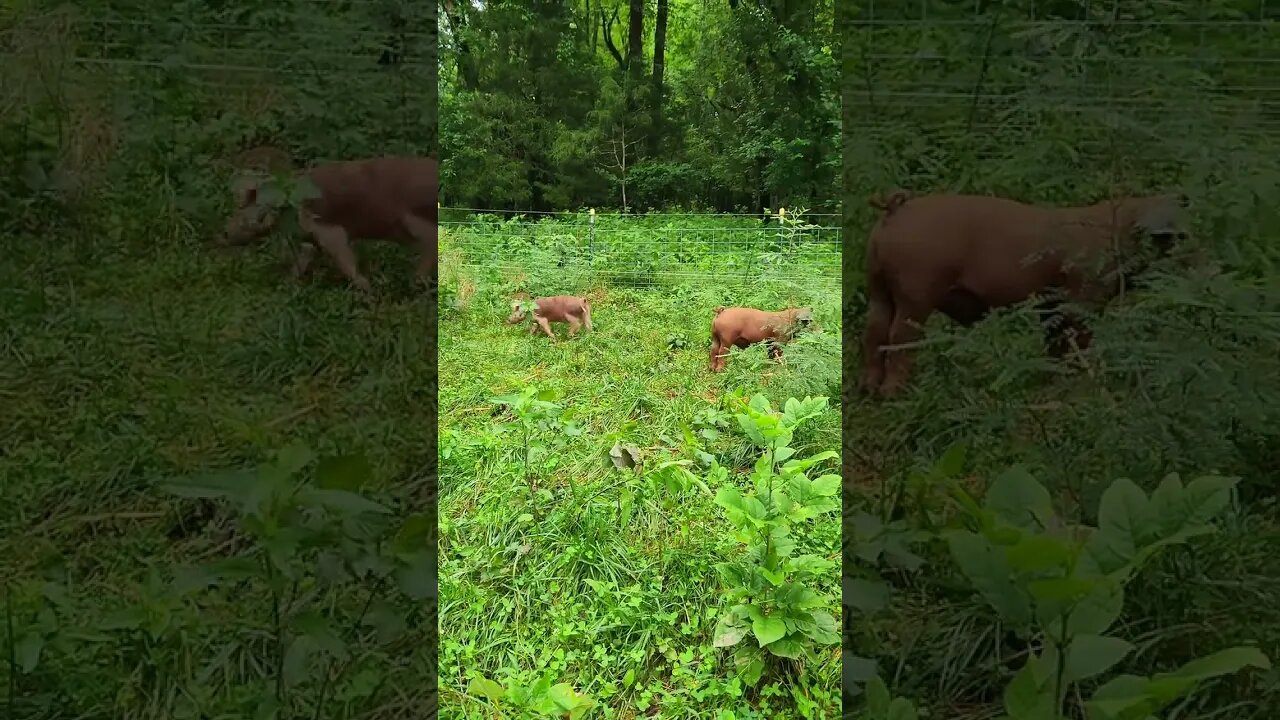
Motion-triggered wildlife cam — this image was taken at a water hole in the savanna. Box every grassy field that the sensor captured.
[1,226,439,718]
[437,223,843,718]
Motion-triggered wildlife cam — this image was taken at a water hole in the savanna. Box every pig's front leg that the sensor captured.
[306,218,371,293]
[535,316,556,339]
[290,241,318,279]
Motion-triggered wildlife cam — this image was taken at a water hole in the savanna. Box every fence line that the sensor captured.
[440,207,840,218]
[441,212,842,289]
[845,0,1280,200]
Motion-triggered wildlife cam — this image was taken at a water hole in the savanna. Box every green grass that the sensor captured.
[1,229,437,718]
[437,259,843,718]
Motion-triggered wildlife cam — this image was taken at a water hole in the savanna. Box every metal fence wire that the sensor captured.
[440,209,842,289]
[2,1,437,174]
[844,0,1280,205]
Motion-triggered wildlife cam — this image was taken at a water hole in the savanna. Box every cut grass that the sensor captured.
[438,266,843,719]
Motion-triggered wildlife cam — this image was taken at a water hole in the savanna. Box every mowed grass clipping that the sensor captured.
[438,264,843,719]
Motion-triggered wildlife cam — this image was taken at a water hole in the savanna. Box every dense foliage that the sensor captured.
[439,0,839,213]
[842,1,1280,718]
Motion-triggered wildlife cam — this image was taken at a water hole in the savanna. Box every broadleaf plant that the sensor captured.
[710,394,839,685]
[945,469,1269,720]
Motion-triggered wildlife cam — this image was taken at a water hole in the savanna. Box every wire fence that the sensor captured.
[844,0,1280,199]
[440,209,842,290]
[842,0,1280,277]
[1,2,437,186]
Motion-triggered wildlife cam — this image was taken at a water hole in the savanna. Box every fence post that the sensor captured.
[588,208,596,279]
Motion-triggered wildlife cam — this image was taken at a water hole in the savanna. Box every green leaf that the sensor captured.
[935,443,967,478]
[751,615,786,647]
[159,469,255,502]
[275,442,315,477]
[789,554,835,576]
[947,530,1033,626]
[1087,647,1269,719]
[887,698,920,720]
[713,617,749,648]
[1029,576,1098,604]
[985,466,1054,532]
[1150,474,1237,539]
[1060,581,1125,638]
[290,176,322,203]
[1162,645,1270,683]
[15,633,44,673]
[467,677,507,703]
[1066,635,1134,683]
[393,512,435,554]
[394,552,435,600]
[298,488,389,515]
[1090,478,1153,573]
[282,635,315,688]
[1006,534,1073,573]
[316,453,374,491]
[810,473,841,497]
[1003,662,1055,719]
[765,637,805,659]
[548,683,583,710]
[865,674,891,714]
[804,609,840,644]
[1085,674,1152,718]
[291,611,347,660]
[781,450,838,474]
[362,599,407,646]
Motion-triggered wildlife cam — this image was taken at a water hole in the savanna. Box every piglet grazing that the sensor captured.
[709,306,814,372]
[506,296,593,340]
[223,154,438,293]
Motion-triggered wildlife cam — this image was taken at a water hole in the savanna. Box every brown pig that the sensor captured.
[223,154,438,293]
[506,296,593,340]
[860,189,1189,398]
[709,306,814,372]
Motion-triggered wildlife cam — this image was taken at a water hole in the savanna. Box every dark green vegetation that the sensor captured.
[842,2,1280,719]
[438,215,843,718]
[3,2,438,718]
[440,0,838,213]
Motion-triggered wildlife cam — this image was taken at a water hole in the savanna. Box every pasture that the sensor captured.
[437,213,843,718]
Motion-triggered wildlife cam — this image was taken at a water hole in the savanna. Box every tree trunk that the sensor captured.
[626,0,644,114]
[442,0,478,90]
[649,0,668,155]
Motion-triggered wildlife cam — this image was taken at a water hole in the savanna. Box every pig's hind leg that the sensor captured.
[400,211,437,287]
[709,335,727,372]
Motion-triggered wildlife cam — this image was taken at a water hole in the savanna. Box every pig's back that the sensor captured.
[308,157,437,228]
